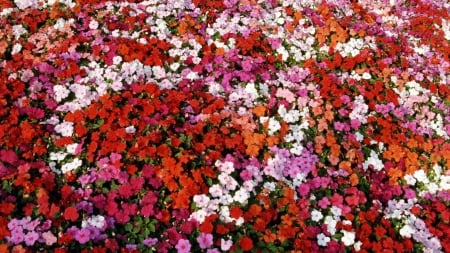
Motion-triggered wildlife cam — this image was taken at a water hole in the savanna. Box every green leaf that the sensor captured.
[125,223,133,232]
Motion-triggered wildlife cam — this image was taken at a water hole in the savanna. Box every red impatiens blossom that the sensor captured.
[63,206,79,222]
[239,236,254,251]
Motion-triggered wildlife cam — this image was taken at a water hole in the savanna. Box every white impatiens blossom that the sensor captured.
[11,44,22,55]
[233,187,250,204]
[442,18,450,41]
[61,158,82,174]
[49,152,68,161]
[53,85,71,102]
[125,126,136,134]
[399,224,415,238]
[317,233,330,246]
[311,209,324,222]
[54,121,74,137]
[341,230,356,246]
[14,0,38,10]
[363,150,384,171]
[82,215,106,229]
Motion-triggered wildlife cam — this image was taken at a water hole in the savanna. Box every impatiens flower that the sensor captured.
[54,121,74,137]
[399,224,415,238]
[24,231,39,246]
[74,228,91,244]
[341,230,356,246]
[239,236,254,251]
[14,0,38,10]
[41,231,57,246]
[197,233,213,249]
[221,239,233,251]
[175,239,191,253]
[143,237,158,246]
[317,233,330,247]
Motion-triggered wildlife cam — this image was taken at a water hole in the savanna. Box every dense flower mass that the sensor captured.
[1,0,450,252]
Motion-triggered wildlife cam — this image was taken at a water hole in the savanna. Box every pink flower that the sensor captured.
[24,231,39,246]
[42,231,57,246]
[197,233,213,249]
[74,228,91,244]
[14,0,38,10]
[175,239,191,253]
[221,239,233,251]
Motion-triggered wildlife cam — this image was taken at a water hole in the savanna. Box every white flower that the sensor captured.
[113,56,122,65]
[399,224,415,238]
[89,20,99,30]
[263,182,276,191]
[14,0,38,10]
[61,158,82,174]
[235,217,244,226]
[362,72,371,80]
[216,161,234,174]
[54,121,74,137]
[427,182,438,194]
[11,44,22,55]
[404,174,417,185]
[221,239,233,251]
[189,209,207,223]
[243,180,256,192]
[218,194,234,205]
[355,132,364,142]
[311,209,324,222]
[125,126,136,134]
[83,215,105,229]
[324,216,337,235]
[413,170,429,183]
[330,206,342,217]
[341,230,356,246]
[53,85,70,102]
[317,233,330,246]
[439,176,450,190]
[0,8,13,16]
[49,152,67,161]
[193,194,210,208]
[66,143,78,154]
[233,188,249,204]
[219,206,231,222]
[209,184,223,198]
[354,241,362,251]
[268,118,281,135]
[363,150,384,171]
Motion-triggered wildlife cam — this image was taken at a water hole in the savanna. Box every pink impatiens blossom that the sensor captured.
[175,239,191,253]
[74,228,91,244]
[41,231,57,246]
[24,231,39,246]
[197,233,213,249]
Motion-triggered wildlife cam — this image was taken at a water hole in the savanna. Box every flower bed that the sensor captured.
[1,0,450,252]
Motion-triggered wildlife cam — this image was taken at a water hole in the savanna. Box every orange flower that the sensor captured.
[383,145,404,162]
[339,161,352,174]
[243,131,265,157]
[349,173,359,186]
[387,167,403,185]
[263,230,276,243]
[252,105,267,117]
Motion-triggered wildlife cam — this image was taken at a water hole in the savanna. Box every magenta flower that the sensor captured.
[175,239,191,253]
[197,233,213,249]
[74,228,91,244]
[24,231,39,246]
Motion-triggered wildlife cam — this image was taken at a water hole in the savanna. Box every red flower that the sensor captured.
[63,206,79,222]
[238,236,254,251]
[229,206,243,220]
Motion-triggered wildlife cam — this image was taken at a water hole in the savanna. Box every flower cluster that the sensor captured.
[1,0,450,252]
